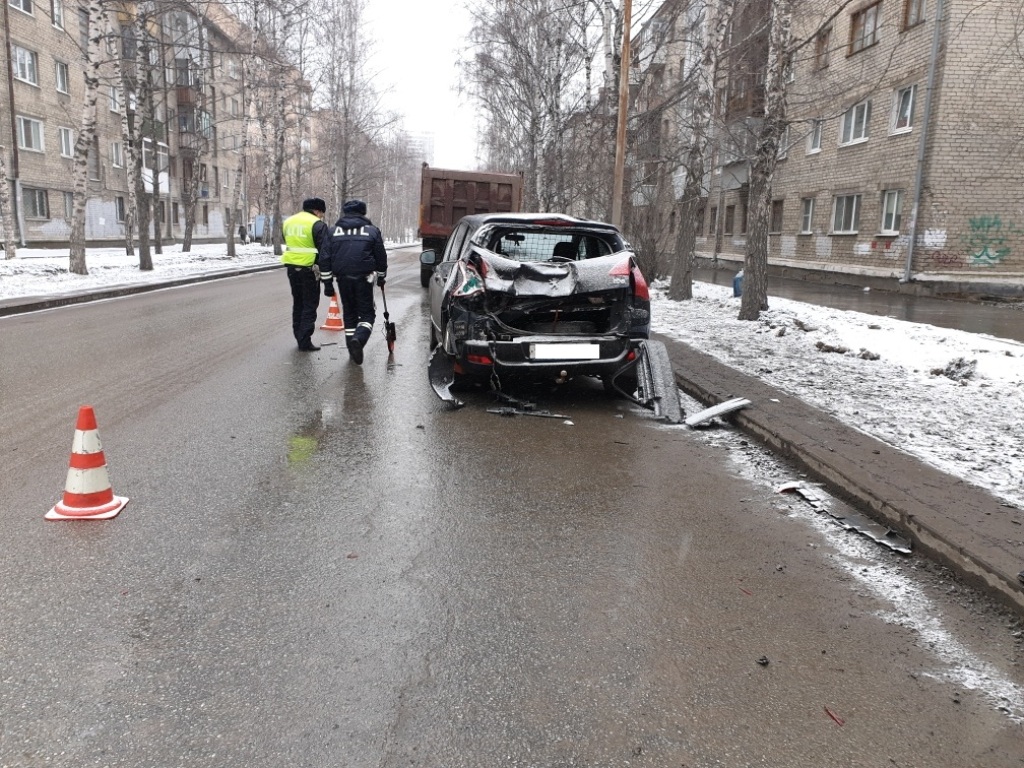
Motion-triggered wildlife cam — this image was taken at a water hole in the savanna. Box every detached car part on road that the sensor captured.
[421,213,682,422]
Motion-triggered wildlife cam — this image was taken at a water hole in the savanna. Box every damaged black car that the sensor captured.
[420,213,682,422]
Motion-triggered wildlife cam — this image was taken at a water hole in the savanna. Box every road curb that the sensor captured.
[658,334,1024,616]
[0,263,282,317]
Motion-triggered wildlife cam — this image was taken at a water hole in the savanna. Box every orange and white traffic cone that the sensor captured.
[45,406,128,521]
[320,294,344,331]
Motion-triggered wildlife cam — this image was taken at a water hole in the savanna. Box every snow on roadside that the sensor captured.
[651,281,1024,510]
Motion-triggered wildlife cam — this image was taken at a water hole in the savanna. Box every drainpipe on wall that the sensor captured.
[903,0,946,283]
[2,0,24,245]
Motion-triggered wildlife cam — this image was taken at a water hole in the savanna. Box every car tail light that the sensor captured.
[466,353,493,366]
[626,349,637,362]
[609,257,649,301]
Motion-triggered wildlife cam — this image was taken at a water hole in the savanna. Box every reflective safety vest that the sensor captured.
[281,211,320,267]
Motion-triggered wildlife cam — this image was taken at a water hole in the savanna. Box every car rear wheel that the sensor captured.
[420,268,432,288]
[429,323,439,350]
[603,373,638,397]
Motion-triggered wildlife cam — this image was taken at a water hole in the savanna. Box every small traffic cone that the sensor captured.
[45,406,128,521]
[320,294,344,331]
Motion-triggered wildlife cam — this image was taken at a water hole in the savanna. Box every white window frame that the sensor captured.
[54,60,69,93]
[110,141,123,167]
[832,194,861,234]
[807,119,823,154]
[115,196,126,222]
[800,198,815,234]
[58,126,73,157]
[109,86,120,112]
[891,85,916,134]
[8,0,33,16]
[51,0,62,27]
[777,125,790,159]
[880,190,904,234]
[12,45,39,85]
[840,100,871,145]
[16,115,44,152]
[63,190,74,219]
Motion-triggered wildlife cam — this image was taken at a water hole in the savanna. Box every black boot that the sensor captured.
[298,336,320,351]
[346,338,363,365]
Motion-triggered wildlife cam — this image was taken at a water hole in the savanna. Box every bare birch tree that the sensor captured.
[68,0,112,275]
[668,0,735,299]
[0,149,16,259]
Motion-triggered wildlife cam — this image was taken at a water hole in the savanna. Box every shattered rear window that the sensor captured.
[484,230,616,262]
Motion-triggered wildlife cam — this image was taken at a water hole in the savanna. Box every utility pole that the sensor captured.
[611,0,632,228]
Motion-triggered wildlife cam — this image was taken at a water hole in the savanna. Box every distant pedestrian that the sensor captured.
[281,197,330,351]
[238,223,248,244]
[319,200,388,365]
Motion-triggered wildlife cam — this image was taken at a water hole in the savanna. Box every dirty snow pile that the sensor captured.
[651,281,1024,509]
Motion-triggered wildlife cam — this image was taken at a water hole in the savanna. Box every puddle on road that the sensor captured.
[666,389,1024,724]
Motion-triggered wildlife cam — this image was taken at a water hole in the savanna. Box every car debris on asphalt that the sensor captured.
[684,397,752,427]
[776,480,913,554]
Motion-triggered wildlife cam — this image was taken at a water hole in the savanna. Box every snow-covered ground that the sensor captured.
[2,246,1022,509]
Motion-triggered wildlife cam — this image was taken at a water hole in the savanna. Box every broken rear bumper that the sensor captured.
[454,336,644,379]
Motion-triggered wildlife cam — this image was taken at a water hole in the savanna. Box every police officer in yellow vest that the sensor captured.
[282,197,330,351]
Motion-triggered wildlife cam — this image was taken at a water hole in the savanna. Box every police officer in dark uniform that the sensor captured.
[281,197,330,351]
[319,200,388,365]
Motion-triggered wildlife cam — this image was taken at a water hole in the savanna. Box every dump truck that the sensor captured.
[418,164,524,287]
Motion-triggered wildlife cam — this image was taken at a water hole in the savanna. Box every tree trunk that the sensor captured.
[739,0,792,321]
[0,149,17,259]
[668,0,734,301]
[118,67,140,260]
[68,0,109,276]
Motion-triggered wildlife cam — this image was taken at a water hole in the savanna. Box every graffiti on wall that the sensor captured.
[962,215,1020,266]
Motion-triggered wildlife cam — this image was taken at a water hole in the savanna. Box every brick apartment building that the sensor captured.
[631,0,1024,296]
[1,0,252,247]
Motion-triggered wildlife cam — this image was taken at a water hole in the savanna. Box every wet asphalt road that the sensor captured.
[1,247,1023,766]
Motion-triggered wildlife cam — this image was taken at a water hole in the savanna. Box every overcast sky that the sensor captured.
[364,1,480,170]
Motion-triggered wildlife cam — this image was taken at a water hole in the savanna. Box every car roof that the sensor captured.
[458,212,622,234]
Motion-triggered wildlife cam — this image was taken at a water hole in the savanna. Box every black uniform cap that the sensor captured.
[343,199,367,216]
[303,197,327,214]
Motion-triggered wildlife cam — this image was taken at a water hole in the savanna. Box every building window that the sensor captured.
[51,0,62,27]
[724,205,735,236]
[770,200,784,233]
[87,137,100,180]
[850,2,881,54]
[739,199,748,234]
[891,85,916,133]
[800,198,815,234]
[12,46,39,85]
[78,8,89,50]
[807,119,823,153]
[172,201,179,222]
[708,206,718,235]
[111,141,123,167]
[9,0,32,15]
[832,194,862,234]
[58,126,73,157]
[840,100,871,145]
[880,190,904,234]
[114,196,126,222]
[63,191,73,218]
[815,27,832,69]
[109,86,120,112]
[904,0,925,28]
[777,125,790,159]
[202,204,209,225]
[23,187,49,218]
[55,60,70,93]
[16,116,44,151]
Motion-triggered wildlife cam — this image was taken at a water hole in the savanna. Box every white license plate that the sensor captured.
[530,343,601,360]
